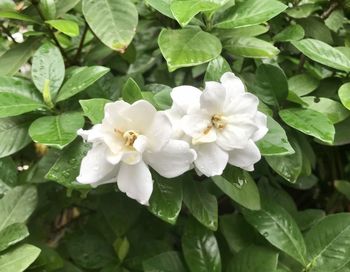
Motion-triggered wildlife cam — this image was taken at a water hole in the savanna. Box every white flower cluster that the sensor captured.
[77,72,268,205]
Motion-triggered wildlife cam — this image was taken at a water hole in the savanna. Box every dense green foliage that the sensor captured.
[1,0,350,271]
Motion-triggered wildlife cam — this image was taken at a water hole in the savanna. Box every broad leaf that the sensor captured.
[279,108,335,144]
[143,251,187,272]
[204,55,231,81]
[83,0,138,52]
[0,76,42,102]
[339,82,350,110]
[292,39,350,72]
[0,223,29,252]
[55,66,109,102]
[0,11,39,24]
[182,219,221,272]
[273,24,305,42]
[243,200,307,265]
[145,0,173,18]
[46,20,80,37]
[29,112,84,149]
[0,93,45,118]
[288,74,319,97]
[158,29,222,72]
[79,99,110,124]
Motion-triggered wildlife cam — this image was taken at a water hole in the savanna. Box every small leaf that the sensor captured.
[158,29,222,72]
[292,39,350,72]
[46,20,80,37]
[39,0,56,20]
[182,219,221,272]
[122,78,143,104]
[29,112,84,149]
[143,251,187,272]
[273,24,305,42]
[288,74,319,97]
[55,66,109,102]
[79,99,110,124]
[339,83,350,110]
[204,55,231,82]
[279,108,335,143]
[335,180,350,200]
[0,11,39,24]
[0,223,29,252]
[145,0,173,18]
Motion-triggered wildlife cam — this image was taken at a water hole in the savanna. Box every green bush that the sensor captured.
[1,0,350,271]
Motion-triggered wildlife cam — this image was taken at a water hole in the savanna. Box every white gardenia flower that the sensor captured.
[77,100,196,205]
[166,72,268,177]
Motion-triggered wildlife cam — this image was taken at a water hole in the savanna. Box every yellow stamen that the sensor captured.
[211,114,226,129]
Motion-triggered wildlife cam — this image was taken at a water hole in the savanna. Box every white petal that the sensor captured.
[194,143,229,177]
[181,112,216,144]
[216,125,250,150]
[145,140,196,178]
[77,143,117,184]
[251,112,268,142]
[121,150,142,165]
[228,140,261,171]
[200,81,226,114]
[133,135,148,153]
[106,149,123,165]
[103,100,130,130]
[117,161,153,205]
[170,85,201,114]
[77,124,104,143]
[220,72,245,102]
[226,93,259,116]
[145,112,172,152]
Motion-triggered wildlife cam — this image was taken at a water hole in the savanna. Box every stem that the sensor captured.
[320,1,339,20]
[74,22,88,64]
[0,24,17,43]
[298,54,305,72]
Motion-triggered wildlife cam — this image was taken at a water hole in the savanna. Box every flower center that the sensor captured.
[211,114,226,129]
[123,130,138,147]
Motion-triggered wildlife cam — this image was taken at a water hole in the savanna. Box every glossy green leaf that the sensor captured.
[29,112,84,149]
[182,219,221,272]
[0,223,29,252]
[227,245,279,272]
[292,39,350,72]
[145,0,173,18]
[295,209,325,231]
[0,93,45,118]
[183,178,218,231]
[273,24,305,42]
[158,29,222,72]
[301,96,350,124]
[279,108,335,143]
[339,82,350,110]
[31,42,65,97]
[171,0,224,26]
[0,11,39,24]
[46,20,80,37]
[39,0,56,20]
[46,140,91,189]
[0,39,40,76]
[288,74,319,97]
[257,115,295,156]
[0,76,42,102]
[83,0,138,52]
[143,251,187,272]
[54,0,80,17]
[286,4,321,19]
[149,175,183,225]
[55,66,109,102]
[212,169,260,210]
[79,98,110,124]
[215,0,287,29]
[305,213,350,271]
[0,157,17,188]
[122,78,143,103]
[243,200,307,265]
[204,55,231,81]
[0,186,37,231]
[0,244,41,272]
[0,116,32,158]
[225,37,279,59]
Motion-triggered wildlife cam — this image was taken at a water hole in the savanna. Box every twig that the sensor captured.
[74,22,88,64]
[0,24,17,43]
[297,54,305,72]
[320,1,339,20]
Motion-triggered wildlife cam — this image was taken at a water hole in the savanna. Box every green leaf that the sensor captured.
[204,55,231,82]
[182,219,221,272]
[170,0,224,26]
[255,63,288,106]
[122,78,143,104]
[158,29,222,72]
[243,200,307,265]
[0,157,17,188]
[257,115,295,156]
[54,0,80,17]
[335,180,350,200]
[227,245,279,272]
[46,140,91,189]
[0,11,40,24]
[305,213,350,271]
[0,186,37,231]
[295,209,325,231]
[273,24,305,42]
[215,0,287,29]
[279,108,335,143]
[29,112,84,149]
[212,169,261,210]
[149,175,183,225]
[339,83,350,110]
[82,0,138,52]
[0,93,45,118]
[79,99,110,124]
[143,251,187,272]
[292,39,350,72]
[145,0,173,18]
[0,76,42,102]
[0,223,29,252]
[286,4,321,19]
[301,96,350,124]
[183,178,218,231]
[0,39,40,76]
[55,66,109,102]
[0,244,41,272]
[225,37,279,59]
[0,116,32,158]
[288,74,319,97]
[32,42,65,97]
[46,20,80,37]
[39,0,56,20]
